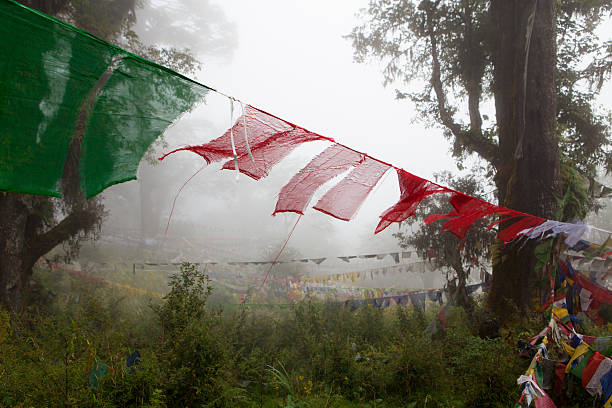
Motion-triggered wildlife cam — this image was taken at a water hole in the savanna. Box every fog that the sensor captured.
[85,0,609,290]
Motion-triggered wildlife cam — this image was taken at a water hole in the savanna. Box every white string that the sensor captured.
[590,225,612,234]
[228,97,239,180]
[240,101,255,164]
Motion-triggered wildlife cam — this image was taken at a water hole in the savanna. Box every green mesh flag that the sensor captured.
[0,0,208,198]
[80,56,207,197]
[535,362,544,387]
[89,360,108,389]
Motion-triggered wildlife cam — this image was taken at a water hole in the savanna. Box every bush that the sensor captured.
[1,264,534,407]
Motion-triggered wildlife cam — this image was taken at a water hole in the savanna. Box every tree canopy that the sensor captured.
[349,0,610,194]
[350,0,611,317]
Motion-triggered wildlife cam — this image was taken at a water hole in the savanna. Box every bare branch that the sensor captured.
[423,2,500,167]
[24,202,101,269]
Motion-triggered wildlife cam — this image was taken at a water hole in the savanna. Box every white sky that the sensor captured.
[197,0,456,179]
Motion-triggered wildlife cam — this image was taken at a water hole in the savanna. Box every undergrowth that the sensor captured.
[0,263,541,407]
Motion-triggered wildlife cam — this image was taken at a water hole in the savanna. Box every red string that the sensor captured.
[259,214,302,289]
[163,164,206,241]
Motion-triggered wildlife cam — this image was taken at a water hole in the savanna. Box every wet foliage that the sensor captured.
[0,263,540,407]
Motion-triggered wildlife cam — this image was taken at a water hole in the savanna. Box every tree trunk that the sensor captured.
[454,263,470,310]
[0,195,31,308]
[0,193,103,309]
[488,0,561,318]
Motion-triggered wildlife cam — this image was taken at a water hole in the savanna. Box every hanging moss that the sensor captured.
[558,161,590,222]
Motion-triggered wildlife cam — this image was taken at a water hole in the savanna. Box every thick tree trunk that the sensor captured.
[0,193,102,309]
[0,195,31,308]
[488,0,561,318]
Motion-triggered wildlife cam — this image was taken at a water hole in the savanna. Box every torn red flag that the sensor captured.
[424,193,497,239]
[273,144,364,215]
[313,156,390,221]
[496,215,546,242]
[375,169,450,234]
[220,127,322,180]
[424,193,519,240]
[159,105,321,173]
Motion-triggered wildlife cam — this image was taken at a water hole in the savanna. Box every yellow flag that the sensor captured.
[565,343,589,373]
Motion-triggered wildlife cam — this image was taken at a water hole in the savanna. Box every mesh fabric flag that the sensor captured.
[220,127,322,180]
[81,55,207,197]
[423,193,513,239]
[161,105,322,180]
[160,105,291,163]
[273,144,364,215]
[423,190,546,241]
[375,169,450,233]
[0,0,116,196]
[0,0,208,198]
[313,156,390,221]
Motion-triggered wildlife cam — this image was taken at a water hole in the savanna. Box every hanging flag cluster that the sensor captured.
[515,258,612,407]
[344,282,488,311]
[547,261,612,327]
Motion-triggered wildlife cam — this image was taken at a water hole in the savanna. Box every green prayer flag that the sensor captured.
[0,0,117,196]
[79,55,206,197]
[89,360,108,388]
[571,349,594,379]
[535,361,544,387]
[534,240,554,272]
[0,0,208,198]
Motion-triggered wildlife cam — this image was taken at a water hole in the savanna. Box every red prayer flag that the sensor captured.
[422,189,546,241]
[439,194,501,239]
[273,144,364,215]
[582,352,606,389]
[220,127,322,180]
[313,156,390,221]
[424,193,515,240]
[496,215,546,242]
[375,169,449,234]
[160,105,297,163]
[534,394,557,408]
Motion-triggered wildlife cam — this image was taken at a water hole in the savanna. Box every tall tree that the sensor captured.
[395,172,495,309]
[0,0,232,309]
[350,0,611,318]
